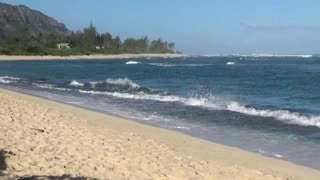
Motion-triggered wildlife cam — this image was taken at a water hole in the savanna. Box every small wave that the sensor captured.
[69,78,156,94]
[105,78,139,88]
[78,90,224,110]
[69,80,84,87]
[125,61,140,65]
[226,62,236,65]
[148,63,175,67]
[173,126,191,130]
[148,63,212,67]
[33,78,320,128]
[258,149,284,158]
[226,102,320,128]
[33,83,72,91]
[0,76,20,84]
[78,89,320,128]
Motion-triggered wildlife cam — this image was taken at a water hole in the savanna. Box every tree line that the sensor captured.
[0,23,180,56]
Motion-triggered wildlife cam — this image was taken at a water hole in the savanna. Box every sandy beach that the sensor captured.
[0,54,188,61]
[0,88,319,179]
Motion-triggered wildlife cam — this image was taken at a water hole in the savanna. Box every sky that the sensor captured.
[2,0,320,55]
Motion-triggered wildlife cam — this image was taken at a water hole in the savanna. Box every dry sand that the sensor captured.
[0,54,187,61]
[0,88,319,179]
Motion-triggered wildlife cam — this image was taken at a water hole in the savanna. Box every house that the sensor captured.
[56,43,70,49]
[95,46,104,50]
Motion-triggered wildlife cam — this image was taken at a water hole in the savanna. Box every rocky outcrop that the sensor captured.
[0,2,70,39]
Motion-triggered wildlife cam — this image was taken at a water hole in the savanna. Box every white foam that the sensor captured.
[274,154,283,158]
[258,149,284,158]
[226,62,236,65]
[69,80,84,87]
[78,90,223,110]
[0,76,20,84]
[78,90,180,102]
[105,78,140,88]
[173,126,191,130]
[226,102,320,128]
[148,63,212,67]
[148,63,175,67]
[33,83,72,91]
[78,89,320,128]
[125,61,140,65]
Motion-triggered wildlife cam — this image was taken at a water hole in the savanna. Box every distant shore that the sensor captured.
[0,53,188,61]
[1,88,320,179]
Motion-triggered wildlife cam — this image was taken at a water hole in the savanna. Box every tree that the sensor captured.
[0,21,180,55]
[112,36,121,52]
[81,22,97,51]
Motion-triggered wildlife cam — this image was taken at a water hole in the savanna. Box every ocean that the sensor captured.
[0,56,319,169]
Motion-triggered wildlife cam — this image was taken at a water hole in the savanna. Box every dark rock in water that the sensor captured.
[0,2,70,39]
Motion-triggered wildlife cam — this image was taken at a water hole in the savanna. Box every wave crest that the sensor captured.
[0,76,21,84]
[77,89,320,128]
[226,102,320,127]
[68,78,156,94]
[69,80,84,87]
[125,61,140,65]
[33,77,320,128]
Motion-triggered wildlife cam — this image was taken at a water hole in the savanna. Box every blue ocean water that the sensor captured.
[0,56,320,169]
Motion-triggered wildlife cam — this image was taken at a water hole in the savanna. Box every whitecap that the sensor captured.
[78,89,320,128]
[69,80,84,87]
[0,76,20,84]
[125,61,140,65]
[226,102,320,128]
[105,78,140,88]
[226,62,236,65]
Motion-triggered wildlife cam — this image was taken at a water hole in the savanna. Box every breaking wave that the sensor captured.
[0,76,20,84]
[226,102,320,127]
[226,62,236,65]
[77,89,320,128]
[31,77,320,128]
[125,61,141,65]
[67,78,159,95]
[69,80,84,87]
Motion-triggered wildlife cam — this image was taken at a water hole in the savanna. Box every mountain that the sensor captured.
[0,2,69,39]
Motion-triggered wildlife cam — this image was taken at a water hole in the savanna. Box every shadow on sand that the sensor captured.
[18,175,98,180]
[0,149,7,176]
[1,149,97,180]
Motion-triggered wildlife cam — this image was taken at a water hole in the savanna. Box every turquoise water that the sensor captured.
[0,56,320,169]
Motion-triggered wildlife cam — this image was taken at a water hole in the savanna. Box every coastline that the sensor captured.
[0,88,320,179]
[0,53,188,61]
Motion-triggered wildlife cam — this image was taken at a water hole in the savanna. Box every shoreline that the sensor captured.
[0,53,188,61]
[1,88,320,179]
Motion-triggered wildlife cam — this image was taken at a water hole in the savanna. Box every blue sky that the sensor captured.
[3,0,320,55]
